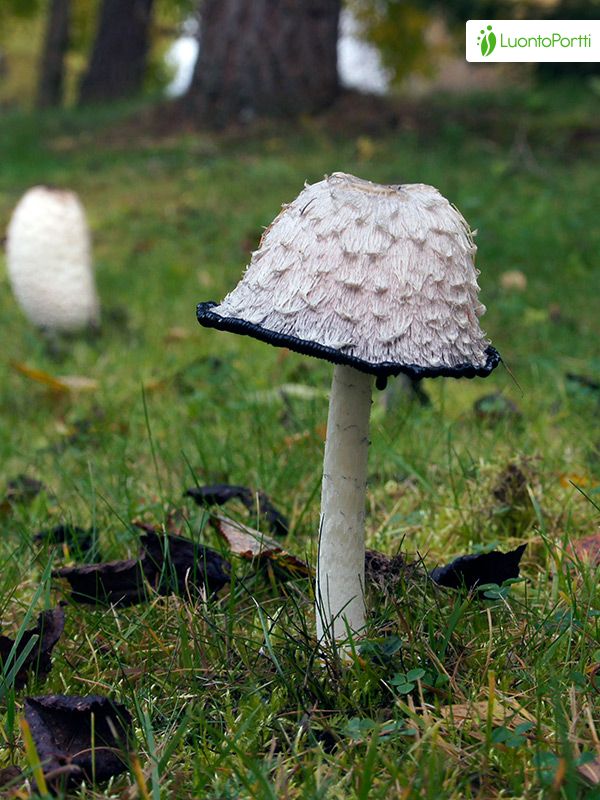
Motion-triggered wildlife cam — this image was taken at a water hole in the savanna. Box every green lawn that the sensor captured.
[0,83,599,798]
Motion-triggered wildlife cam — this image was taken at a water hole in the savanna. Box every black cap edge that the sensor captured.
[197,301,501,382]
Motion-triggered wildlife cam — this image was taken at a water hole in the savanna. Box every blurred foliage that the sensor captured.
[346,0,435,82]
[2,0,599,109]
[0,0,41,20]
[0,0,196,108]
[70,0,100,55]
[348,0,600,83]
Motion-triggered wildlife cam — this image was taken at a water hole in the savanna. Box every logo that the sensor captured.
[478,24,497,56]
[467,20,598,63]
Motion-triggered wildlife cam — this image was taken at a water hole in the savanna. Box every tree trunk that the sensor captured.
[187,0,340,127]
[79,0,154,105]
[37,0,71,109]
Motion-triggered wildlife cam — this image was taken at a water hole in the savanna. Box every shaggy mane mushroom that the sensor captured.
[6,186,100,332]
[197,172,500,644]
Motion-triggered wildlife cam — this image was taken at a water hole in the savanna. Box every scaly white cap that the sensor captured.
[198,172,499,384]
[6,186,100,332]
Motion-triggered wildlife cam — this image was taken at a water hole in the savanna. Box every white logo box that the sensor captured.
[466,19,600,62]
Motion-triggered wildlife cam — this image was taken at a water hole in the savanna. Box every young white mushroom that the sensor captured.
[197,173,500,644]
[6,186,100,332]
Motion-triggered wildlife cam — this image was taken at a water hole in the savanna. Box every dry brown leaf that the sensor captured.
[283,431,311,448]
[438,696,534,737]
[10,361,97,392]
[500,270,527,291]
[567,530,600,567]
[58,375,98,391]
[10,361,70,392]
[143,378,168,393]
[559,473,591,488]
[212,515,312,577]
[314,423,327,441]
[164,326,190,343]
[579,757,600,785]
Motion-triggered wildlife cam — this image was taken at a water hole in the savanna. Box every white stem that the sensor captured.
[316,364,373,643]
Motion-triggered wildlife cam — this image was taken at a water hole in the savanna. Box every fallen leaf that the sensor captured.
[164,326,190,343]
[500,270,527,291]
[143,377,168,393]
[566,373,600,393]
[430,544,526,590]
[567,531,600,567]
[57,375,98,391]
[10,362,97,393]
[197,270,213,288]
[474,393,521,423]
[282,431,312,448]
[5,474,44,502]
[439,698,534,731]
[35,524,98,561]
[0,765,23,792]
[132,238,155,254]
[54,560,149,606]
[365,549,411,595]
[578,756,600,785]
[9,362,69,392]
[212,515,311,577]
[24,694,132,791]
[492,463,529,507]
[0,474,44,512]
[548,303,562,323]
[186,484,288,536]
[314,423,327,441]
[140,530,230,598]
[251,383,328,404]
[0,608,64,689]
[559,473,591,488]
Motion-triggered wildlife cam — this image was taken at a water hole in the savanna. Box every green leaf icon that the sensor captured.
[480,26,497,57]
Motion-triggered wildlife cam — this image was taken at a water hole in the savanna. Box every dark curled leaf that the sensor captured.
[1,475,44,512]
[365,549,406,590]
[54,559,149,606]
[253,491,289,537]
[0,765,23,790]
[5,474,44,502]
[24,694,132,792]
[430,544,526,590]
[186,484,249,506]
[35,524,98,562]
[0,608,64,689]
[140,531,230,598]
[186,484,289,536]
[566,373,600,393]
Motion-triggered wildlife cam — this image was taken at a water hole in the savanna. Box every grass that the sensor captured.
[0,81,599,798]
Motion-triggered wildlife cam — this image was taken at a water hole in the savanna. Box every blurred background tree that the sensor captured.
[37,0,70,108]
[186,0,341,126]
[0,0,598,114]
[78,0,156,104]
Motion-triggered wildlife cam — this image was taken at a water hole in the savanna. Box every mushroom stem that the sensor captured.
[317,364,373,643]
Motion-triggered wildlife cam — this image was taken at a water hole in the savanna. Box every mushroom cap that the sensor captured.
[197,173,499,380]
[6,186,100,332]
